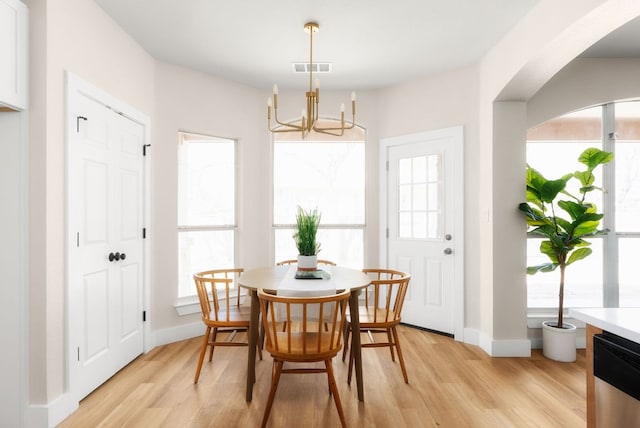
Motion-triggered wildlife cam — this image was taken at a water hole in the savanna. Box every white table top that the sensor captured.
[239,265,370,293]
[569,308,640,343]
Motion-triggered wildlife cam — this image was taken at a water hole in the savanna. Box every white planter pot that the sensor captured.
[297,255,318,271]
[542,320,577,362]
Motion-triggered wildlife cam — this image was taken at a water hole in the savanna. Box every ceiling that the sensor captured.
[94,1,640,92]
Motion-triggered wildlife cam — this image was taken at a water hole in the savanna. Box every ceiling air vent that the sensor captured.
[292,63,332,73]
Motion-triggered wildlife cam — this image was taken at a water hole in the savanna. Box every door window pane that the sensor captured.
[397,154,442,239]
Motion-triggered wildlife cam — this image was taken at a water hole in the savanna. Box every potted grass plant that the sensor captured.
[518,147,613,362]
[294,206,322,271]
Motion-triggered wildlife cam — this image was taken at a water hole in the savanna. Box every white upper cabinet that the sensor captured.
[0,0,28,111]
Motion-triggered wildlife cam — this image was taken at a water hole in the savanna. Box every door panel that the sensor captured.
[384,128,463,337]
[68,86,146,401]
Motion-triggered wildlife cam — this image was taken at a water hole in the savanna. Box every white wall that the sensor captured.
[23,0,640,425]
[0,110,29,427]
[528,58,640,127]
[26,0,154,424]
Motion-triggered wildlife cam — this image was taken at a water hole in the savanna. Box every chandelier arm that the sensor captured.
[311,127,345,137]
[273,107,304,130]
[313,115,356,132]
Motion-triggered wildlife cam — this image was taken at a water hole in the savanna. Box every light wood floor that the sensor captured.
[57,326,587,427]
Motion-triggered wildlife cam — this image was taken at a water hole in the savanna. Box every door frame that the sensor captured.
[380,126,464,341]
[65,72,152,403]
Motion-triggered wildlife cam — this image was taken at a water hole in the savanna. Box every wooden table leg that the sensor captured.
[348,289,364,401]
[246,289,259,402]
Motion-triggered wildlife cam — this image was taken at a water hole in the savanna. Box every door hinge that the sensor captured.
[142,228,146,239]
[143,310,147,322]
[386,160,389,171]
[76,116,87,133]
[77,346,80,362]
[76,232,80,247]
[143,144,151,156]
[386,228,389,238]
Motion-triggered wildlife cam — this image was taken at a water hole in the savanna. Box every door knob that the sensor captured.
[108,252,126,261]
[444,248,453,255]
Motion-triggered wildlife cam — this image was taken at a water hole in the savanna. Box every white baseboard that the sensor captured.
[462,328,480,347]
[29,392,77,428]
[153,321,203,347]
[476,331,532,357]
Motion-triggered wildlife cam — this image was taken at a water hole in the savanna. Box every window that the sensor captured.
[273,127,365,267]
[526,102,640,309]
[177,132,236,298]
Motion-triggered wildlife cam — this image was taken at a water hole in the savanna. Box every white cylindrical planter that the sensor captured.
[297,255,318,271]
[542,320,577,362]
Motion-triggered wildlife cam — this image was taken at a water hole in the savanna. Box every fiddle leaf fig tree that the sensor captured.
[518,147,613,329]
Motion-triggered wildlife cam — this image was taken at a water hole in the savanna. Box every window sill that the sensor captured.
[174,294,243,317]
[174,296,201,316]
[527,311,586,328]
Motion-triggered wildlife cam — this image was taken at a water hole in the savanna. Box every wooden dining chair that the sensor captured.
[342,268,411,384]
[276,259,336,266]
[258,288,351,428]
[193,268,261,384]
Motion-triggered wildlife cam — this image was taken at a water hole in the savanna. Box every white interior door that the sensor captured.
[383,127,463,338]
[67,76,147,401]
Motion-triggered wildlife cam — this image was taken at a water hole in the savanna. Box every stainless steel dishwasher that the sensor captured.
[593,331,640,427]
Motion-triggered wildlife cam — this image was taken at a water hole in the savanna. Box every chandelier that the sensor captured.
[267,22,356,138]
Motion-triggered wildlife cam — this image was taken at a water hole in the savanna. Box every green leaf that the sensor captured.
[557,200,586,221]
[566,247,592,266]
[539,178,569,203]
[574,170,595,188]
[527,263,557,275]
[578,148,614,169]
[539,241,561,263]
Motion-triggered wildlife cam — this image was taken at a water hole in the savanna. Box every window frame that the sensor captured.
[176,131,238,310]
[526,101,640,318]
[271,125,367,267]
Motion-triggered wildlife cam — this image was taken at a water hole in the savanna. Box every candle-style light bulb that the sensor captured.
[351,91,356,102]
[315,78,320,90]
[340,103,345,113]
[273,84,279,95]
[267,98,272,120]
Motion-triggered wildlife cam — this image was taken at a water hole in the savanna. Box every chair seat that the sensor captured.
[268,331,342,360]
[204,304,252,327]
[348,306,401,328]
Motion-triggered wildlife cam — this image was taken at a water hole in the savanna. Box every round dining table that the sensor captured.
[238,264,371,402]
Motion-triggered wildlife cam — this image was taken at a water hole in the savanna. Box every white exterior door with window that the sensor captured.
[67,74,149,401]
[382,127,464,338]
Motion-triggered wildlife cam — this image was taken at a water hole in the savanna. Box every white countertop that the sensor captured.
[569,308,640,343]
